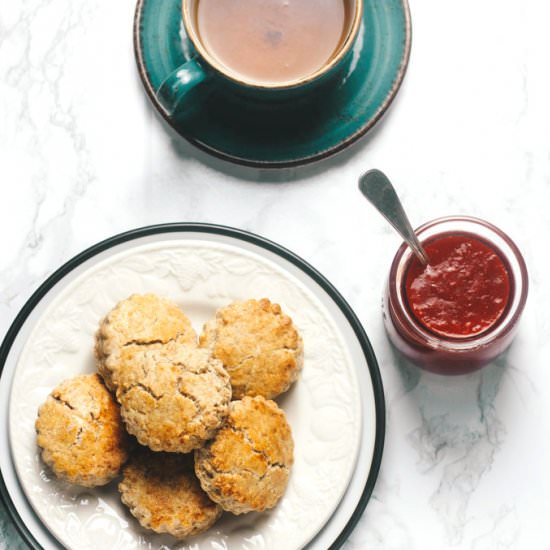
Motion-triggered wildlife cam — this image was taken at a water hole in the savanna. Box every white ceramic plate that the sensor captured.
[0,224,384,550]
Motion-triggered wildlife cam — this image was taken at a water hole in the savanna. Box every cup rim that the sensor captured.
[181,0,363,90]
[387,215,529,353]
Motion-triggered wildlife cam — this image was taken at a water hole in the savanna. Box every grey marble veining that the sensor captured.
[2,0,550,548]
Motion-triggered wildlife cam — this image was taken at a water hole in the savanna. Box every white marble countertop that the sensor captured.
[1,0,549,548]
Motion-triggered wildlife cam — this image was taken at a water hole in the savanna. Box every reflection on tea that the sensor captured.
[195,0,350,85]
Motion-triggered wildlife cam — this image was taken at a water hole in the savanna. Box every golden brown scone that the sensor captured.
[95,293,197,391]
[194,396,293,514]
[199,298,303,399]
[116,343,231,453]
[119,450,222,539]
[35,374,131,487]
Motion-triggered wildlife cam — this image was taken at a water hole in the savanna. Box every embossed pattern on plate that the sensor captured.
[9,240,362,550]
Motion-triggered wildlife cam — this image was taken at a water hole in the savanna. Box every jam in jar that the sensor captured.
[383,216,528,375]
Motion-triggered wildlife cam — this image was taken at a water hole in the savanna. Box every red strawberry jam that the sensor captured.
[405,235,510,338]
[383,216,528,374]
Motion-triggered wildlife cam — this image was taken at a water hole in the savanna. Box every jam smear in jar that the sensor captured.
[384,216,528,374]
[405,235,510,338]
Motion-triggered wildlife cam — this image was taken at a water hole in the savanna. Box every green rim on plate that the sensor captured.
[134,0,411,168]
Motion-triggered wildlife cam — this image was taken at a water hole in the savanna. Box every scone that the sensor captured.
[194,396,293,514]
[35,373,130,487]
[95,293,197,391]
[119,450,222,539]
[199,298,303,399]
[116,342,231,453]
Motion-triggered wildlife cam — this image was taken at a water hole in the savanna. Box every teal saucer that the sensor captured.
[134,0,411,168]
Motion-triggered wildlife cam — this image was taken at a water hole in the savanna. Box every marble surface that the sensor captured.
[0,0,549,549]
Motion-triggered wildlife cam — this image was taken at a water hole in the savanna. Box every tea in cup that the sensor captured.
[157,0,363,114]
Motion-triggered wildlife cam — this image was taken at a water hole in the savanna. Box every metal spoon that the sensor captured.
[358,169,430,265]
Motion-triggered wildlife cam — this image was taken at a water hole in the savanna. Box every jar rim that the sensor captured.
[387,216,528,352]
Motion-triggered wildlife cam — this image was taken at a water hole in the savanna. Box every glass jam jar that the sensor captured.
[383,216,528,375]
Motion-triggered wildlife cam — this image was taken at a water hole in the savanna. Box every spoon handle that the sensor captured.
[358,169,430,265]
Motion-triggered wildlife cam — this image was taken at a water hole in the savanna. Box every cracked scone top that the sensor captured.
[35,373,131,487]
[194,396,294,514]
[119,450,221,539]
[200,298,304,399]
[116,342,231,453]
[95,293,197,391]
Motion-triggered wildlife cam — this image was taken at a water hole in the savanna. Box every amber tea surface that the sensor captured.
[194,0,351,86]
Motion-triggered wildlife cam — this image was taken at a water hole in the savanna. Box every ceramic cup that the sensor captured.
[156,0,363,115]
